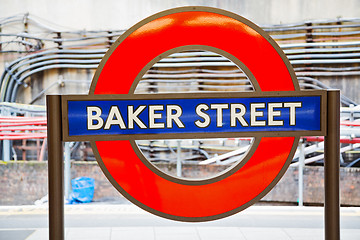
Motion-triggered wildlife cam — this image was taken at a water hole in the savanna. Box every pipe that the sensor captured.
[8,64,98,102]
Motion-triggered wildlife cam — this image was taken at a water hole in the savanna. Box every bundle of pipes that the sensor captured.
[0,14,359,104]
[1,14,360,164]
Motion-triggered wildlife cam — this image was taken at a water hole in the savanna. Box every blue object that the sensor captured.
[67,95,322,137]
[68,177,95,204]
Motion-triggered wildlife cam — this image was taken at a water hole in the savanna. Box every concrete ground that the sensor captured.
[0,204,359,240]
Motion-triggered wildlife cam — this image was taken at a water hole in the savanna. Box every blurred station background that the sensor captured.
[0,0,359,206]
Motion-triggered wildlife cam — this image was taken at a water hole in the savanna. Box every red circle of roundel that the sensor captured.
[90,7,299,222]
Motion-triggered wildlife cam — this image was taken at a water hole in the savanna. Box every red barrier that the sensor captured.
[303,136,360,144]
[340,120,360,127]
[0,133,47,140]
[0,116,47,140]
[0,126,47,131]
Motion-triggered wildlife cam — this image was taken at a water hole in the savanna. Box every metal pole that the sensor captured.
[2,107,10,162]
[177,140,182,177]
[64,142,71,200]
[298,141,304,207]
[324,90,340,240]
[47,95,64,240]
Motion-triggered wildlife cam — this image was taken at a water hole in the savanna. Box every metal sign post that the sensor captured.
[325,90,340,240]
[45,6,341,240]
[47,95,64,240]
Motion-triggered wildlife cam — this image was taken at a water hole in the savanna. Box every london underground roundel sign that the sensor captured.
[62,7,326,221]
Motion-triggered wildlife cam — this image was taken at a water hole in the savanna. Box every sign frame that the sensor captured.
[46,6,340,240]
[47,90,340,239]
[61,90,327,141]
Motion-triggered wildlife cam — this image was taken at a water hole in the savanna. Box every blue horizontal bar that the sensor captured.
[67,96,321,137]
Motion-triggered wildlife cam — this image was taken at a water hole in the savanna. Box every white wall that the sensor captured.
[1,0,359,30]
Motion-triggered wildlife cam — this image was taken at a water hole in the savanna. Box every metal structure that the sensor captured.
[0,13,359,170]
[0,10,356,240]
[44,7,341,240]
[1,12,359,170]
[0,13,359,103]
